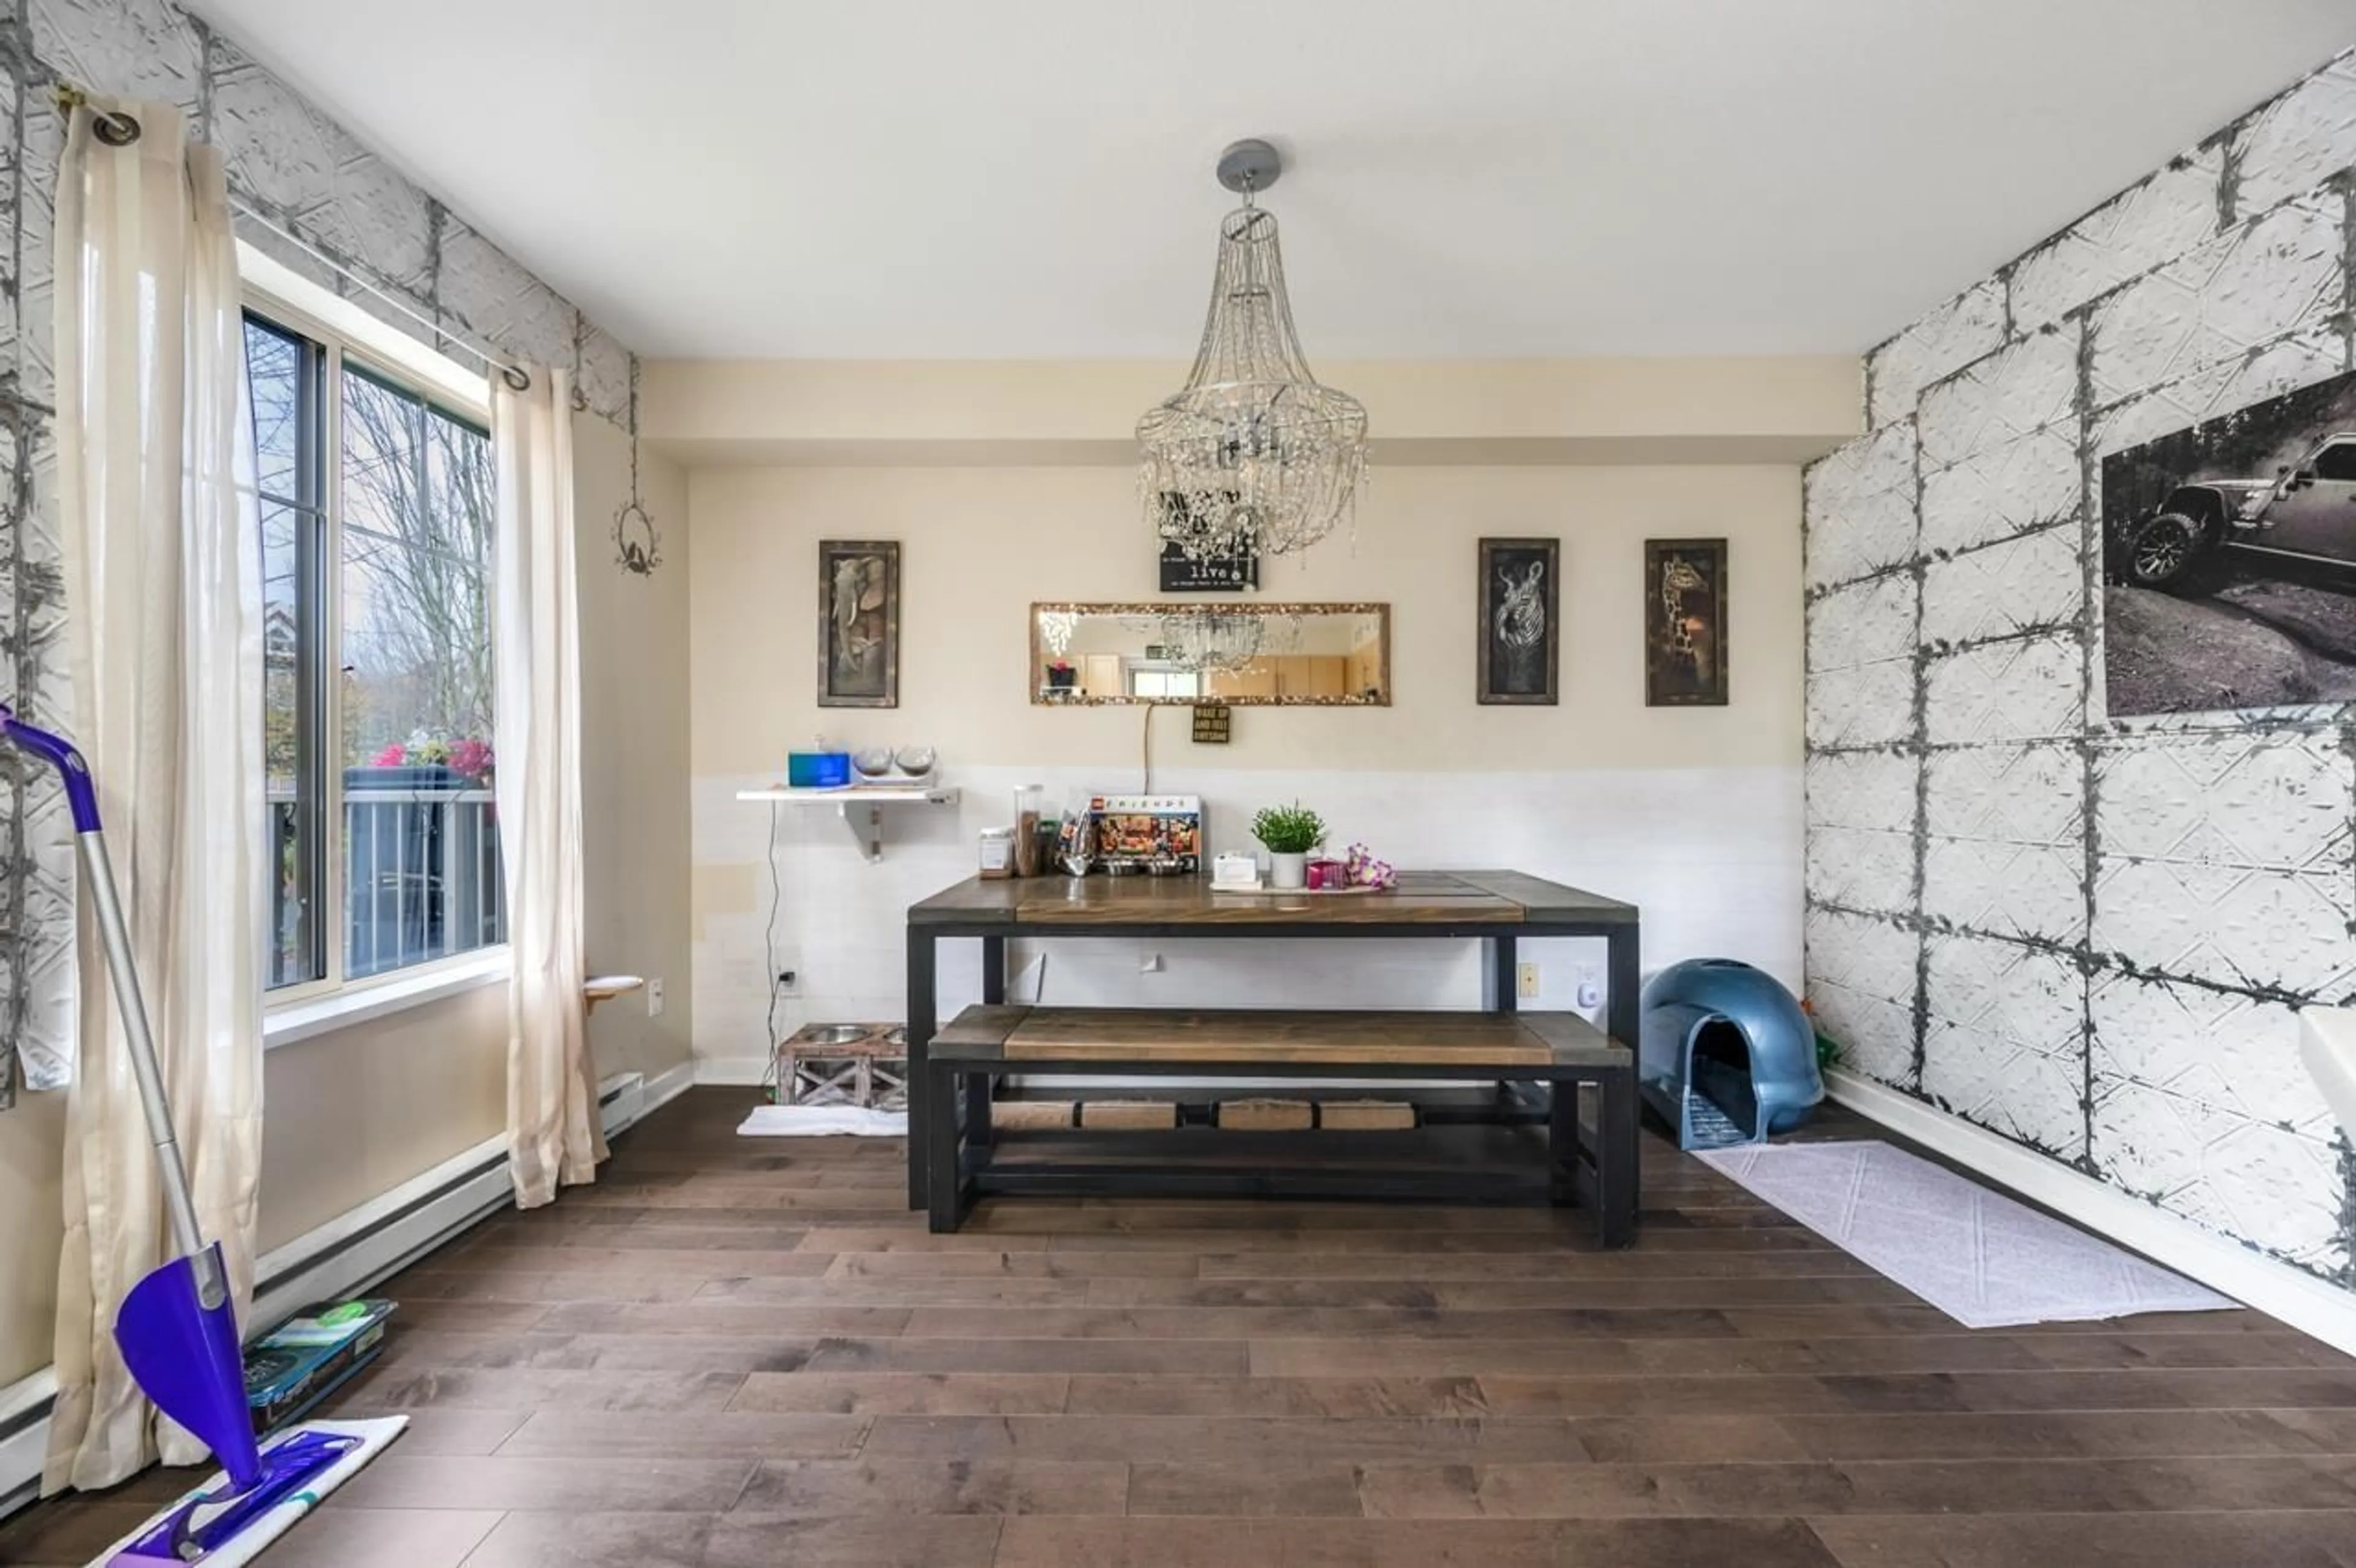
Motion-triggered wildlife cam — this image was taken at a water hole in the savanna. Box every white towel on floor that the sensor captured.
[737,1104,908,1138]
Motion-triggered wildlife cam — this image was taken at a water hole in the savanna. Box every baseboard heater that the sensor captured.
[0,1064,685,1523]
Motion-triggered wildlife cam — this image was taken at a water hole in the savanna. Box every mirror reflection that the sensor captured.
[1031,602,1391,706]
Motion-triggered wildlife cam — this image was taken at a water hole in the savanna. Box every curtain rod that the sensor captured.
[50,79,533,391]
[227,201,533,391]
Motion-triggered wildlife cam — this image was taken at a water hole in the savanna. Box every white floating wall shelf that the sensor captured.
[735,785,961,863]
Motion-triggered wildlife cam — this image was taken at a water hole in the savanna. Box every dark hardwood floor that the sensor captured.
[7,1087,2356,1567]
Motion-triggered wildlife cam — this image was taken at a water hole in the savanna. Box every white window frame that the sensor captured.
[240,242,509,1035]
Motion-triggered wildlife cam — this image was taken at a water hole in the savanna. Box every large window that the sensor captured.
[247,307,504,993]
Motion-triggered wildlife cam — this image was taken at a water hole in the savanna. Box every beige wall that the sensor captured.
[0,985,510,1386]
[686,458,1807,1064]
[573,411,695,1082]
[254,986,509,1252]
[0,1089,67,1385]
[644,355,1861,466]
[689,462,1802,777]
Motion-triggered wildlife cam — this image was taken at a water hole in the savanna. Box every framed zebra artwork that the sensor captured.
[1476,537,1559,705]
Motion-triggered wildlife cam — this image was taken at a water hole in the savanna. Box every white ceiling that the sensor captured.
[193,0,2354,360]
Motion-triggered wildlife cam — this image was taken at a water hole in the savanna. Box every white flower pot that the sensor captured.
[1268,851,1308,890]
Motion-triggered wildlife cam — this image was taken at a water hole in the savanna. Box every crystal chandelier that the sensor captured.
[1139,139,1368,561]
[1157,609,1266,673]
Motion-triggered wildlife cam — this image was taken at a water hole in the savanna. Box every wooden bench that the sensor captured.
[923,1005,1639,1245]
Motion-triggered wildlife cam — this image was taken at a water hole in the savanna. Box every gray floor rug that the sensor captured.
[1697,1139,2235,1328]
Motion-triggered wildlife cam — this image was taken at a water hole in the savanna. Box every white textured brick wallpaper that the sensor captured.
[1807,42,2356,1286]
[0,1,640,1106]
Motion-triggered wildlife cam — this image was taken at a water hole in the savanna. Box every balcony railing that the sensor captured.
[269,774,505,988]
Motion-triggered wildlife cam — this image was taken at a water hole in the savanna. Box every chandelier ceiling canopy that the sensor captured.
[1138,139,1368,562]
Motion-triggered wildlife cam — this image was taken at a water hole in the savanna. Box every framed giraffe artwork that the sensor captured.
[1644,537,1728,707]
[1476,537,1559,704]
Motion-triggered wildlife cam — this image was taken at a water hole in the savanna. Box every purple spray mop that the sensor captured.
[1,704,404,1566]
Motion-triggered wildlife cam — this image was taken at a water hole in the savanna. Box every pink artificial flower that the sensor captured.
[448,737,494,781]
[369,742,406,767]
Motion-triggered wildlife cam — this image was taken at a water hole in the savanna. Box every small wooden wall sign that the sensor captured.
[1191,703,1233,744]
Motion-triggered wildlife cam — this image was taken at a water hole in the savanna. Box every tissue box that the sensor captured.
[1212,852,1260,890]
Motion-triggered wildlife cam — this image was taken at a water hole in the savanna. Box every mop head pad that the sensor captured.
[87,1414,408,1567]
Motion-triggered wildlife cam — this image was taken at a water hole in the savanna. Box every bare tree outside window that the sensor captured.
[244,310,504,991]
[339,366,502,977]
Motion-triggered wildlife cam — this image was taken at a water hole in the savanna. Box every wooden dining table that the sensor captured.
[901,869,1641,1210]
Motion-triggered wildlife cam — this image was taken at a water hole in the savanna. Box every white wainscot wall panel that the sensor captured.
[2091,328,2348,458]
[692,765,1805,1072]
[1805,658,1914,752]
[1922,934,2087,1161]
[1922,634,2082,745]
[2008,148,2223,332]
[1919,426,2082,558]
[2090,974,2347,1275]
[1806,750,1917,836]
[1803,906,1919,1088]
[1919,525,2085,648]
[1807,572,1919,677]
[2088,191,2347,409]
[2231,47,2356,218]
[2091,727,2355,997]
[1916,327,2081,474]
[1865,280,2007,431]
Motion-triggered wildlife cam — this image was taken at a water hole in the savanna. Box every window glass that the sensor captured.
[242,307,503,993]
[2312,442,2356,482]
[340,364,502,978]
[245,316,326,990]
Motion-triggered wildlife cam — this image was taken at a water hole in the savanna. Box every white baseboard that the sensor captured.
[0,1064,690,1521]
[641,1058,698,1116]
[1827,1067,2356,1358]
[696,1055,772,1087]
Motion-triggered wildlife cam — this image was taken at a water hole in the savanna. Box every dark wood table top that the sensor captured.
[907,869,1637,929]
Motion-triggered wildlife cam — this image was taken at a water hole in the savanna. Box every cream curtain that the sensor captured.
[493,367,604,1206]
[45,101,264,1488]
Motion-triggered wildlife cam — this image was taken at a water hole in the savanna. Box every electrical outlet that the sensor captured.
[646,977,666,1017]
[1517,961,1539,1000]
[775,969,801,997]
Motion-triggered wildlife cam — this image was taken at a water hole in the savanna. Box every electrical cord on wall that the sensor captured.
[761,799,783,1095]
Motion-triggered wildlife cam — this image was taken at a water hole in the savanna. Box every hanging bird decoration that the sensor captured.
[613,355,662,577]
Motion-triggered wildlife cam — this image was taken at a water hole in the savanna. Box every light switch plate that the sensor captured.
[1517,961,1539,1000]
[647,978,666,1017]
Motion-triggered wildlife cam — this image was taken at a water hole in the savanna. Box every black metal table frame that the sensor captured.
[922,1046,1639,1244]
[904,919,1644,1210]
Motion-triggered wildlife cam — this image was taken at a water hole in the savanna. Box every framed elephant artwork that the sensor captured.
[817,539,901,707]
[1645,537,1728,707]
[1477,537,1560,705]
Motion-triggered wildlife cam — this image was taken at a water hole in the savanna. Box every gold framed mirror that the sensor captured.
[1031,602,1391,707]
